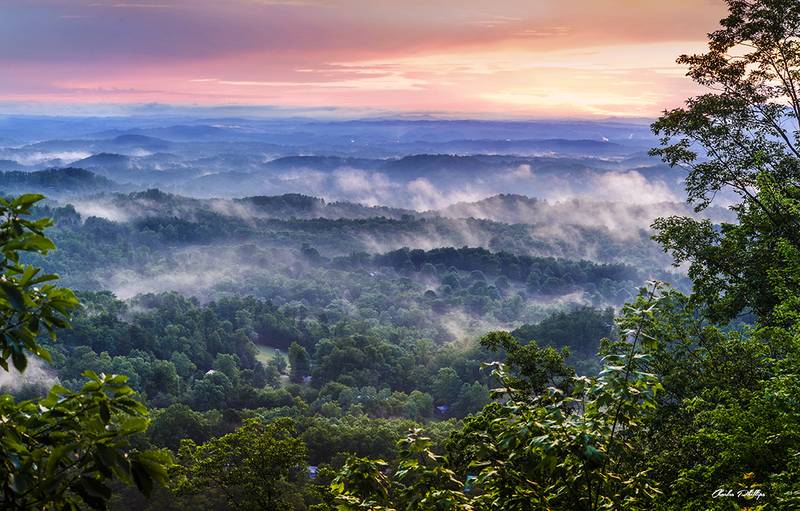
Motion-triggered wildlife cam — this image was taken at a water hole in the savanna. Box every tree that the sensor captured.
[642,1,800,505]
[512,306,615,360]
[331,284,666,510]
[269,354,288,375]
[0,373,171,511]
[430,367,463,405]
[650,0,800,324]
[0,194,78,372]
[148,404,212,451]
[148,359,180,399]
[288,341,311,383]
[186,370,233,411]
[452,381,490,417]
[212,353,241,384]
[174,418,309,511]
[332,430,472,511]
[622,286,800,509]
[0,194,169,510]
[403,390,433,422]
[480,330,575,396]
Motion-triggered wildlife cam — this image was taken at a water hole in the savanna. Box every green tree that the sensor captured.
[332,430,471,511]
[452,381,490,417]
[269,355,288,375]
[0,194,169,510]
[403,390,434,422]
[641,1,800,505]
[212,352,241,384]
[148,359,180,400]
[480,330,575,396]
[431,367,463,405]
[331,283,666,510]
[148,404,213,451]
[626,287,800,509]
[288,341,311,383]
[650,0,800,324]
[174,418,309,511]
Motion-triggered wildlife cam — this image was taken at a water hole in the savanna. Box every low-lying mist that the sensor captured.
[2,116,720,348]
[180,162,687,212]
[0,357,58,394]
[83,244,634,344]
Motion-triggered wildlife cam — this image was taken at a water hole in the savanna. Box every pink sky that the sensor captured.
[1,0,726,117]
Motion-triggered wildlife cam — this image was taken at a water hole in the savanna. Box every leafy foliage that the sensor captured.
[0,194,169,510]
[5,3,800,510]
[0,372,170,510]
[0,194,77,372]
[651,0,800,323]
[174,418,310,511]
[331,283,666,510]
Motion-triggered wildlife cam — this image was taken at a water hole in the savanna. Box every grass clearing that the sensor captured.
[255,344,288,365]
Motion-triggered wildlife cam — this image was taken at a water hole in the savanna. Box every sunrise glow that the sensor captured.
[1,0,726,117]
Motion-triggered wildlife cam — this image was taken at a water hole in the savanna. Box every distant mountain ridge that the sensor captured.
[432,193,736,228]
[0,167,121,195]
[66,186,733,231]
[0,164,725,229]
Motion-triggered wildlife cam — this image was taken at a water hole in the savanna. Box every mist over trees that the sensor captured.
[328,2,800,509]
[1,0,799,509]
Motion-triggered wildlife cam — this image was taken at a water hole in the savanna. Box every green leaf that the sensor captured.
[13,193,46,209]
[46,444,73,477]
[131,460,154,497]
[22,235,57,252]
[11,350,27,373]
[99,401,111,424]
[9,473,30,494]
[0,281,26,311]
[79,476,112,500]
[95,445,118,470]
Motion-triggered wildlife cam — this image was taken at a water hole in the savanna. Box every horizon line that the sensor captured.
[0,103,658,123]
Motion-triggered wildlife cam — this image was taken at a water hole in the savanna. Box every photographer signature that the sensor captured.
[712,489,767,500]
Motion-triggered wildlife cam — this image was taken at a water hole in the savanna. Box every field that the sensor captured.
[255,344,288,366]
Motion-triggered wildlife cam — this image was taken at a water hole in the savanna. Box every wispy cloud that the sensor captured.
[0,0,724,116]
[191,74,428,91]
[87,2,176,8]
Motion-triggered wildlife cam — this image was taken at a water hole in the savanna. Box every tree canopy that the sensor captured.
[0,194,169,510]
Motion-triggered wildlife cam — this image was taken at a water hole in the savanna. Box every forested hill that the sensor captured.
[0,169,733,226]
[23,190,686,300]
[0,167,122,195]
[14,179,733,229]
[2,2,799,510]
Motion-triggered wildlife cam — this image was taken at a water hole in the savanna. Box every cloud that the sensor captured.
[3,151,92,166]
[406,178,485,211]
[588,171,677,204]
[507,164,533,179]
[0,357,58,391]
[0,1,722,116]
[276,168,328,190]
[87,2,175,8]
[192,74,428,92]
[73,202,131,222]
[331,168,394,205]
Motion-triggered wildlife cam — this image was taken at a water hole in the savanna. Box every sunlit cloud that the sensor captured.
[87,2,176,8]
[192,75,428,91]
[0,0,726,117]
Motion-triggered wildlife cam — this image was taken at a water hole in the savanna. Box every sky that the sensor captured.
[1,0,726,118]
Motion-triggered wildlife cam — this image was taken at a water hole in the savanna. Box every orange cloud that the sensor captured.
[0,0,726,116]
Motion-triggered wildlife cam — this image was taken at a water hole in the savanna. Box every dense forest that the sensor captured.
[2,1,800,509]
